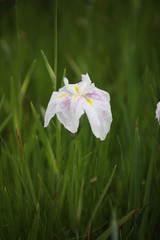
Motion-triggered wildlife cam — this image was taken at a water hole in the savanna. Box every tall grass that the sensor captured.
[0,0,160,239]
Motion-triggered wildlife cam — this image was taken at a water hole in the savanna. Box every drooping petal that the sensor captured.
[44,92,61,127]
[83,98,112,140]
[56,95,85,133]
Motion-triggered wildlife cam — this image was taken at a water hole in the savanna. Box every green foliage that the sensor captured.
[0,0,160,239]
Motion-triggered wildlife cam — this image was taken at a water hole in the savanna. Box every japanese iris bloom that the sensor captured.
[156,102,160,124]
[44,73,112,141]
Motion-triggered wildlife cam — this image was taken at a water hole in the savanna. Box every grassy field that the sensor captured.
[0,0,160,239]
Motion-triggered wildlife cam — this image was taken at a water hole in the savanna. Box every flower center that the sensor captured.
[74,84,93,106]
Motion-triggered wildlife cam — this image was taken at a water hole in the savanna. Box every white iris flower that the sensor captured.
[44,73,112,141]
[156,102,160,124]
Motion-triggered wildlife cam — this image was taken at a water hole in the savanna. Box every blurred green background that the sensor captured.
[1,0,159,101]
[0,0,160,239]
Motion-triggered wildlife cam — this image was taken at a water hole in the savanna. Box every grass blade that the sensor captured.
[139,124,159,238]
[0,95,5,111]
[20,59,37,101]
[143,125,159,205]
[76,178,84,227]
[31,102,59,178]
[15,128,37,206]
[85,165,117,237]
[37,173,53,207]
[0,114,12,133]
[10,76,19,128]
[41,49,56,90]
[28,202,40,240]
[3,187,16,240]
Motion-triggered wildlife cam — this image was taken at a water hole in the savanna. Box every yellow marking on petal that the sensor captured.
[59,93,67,98]
[87,98,93,106]
[74,95,78,100]
[74,84,79,93]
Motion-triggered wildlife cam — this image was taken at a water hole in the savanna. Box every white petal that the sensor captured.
[83,98,112,140]
[86,87,110,102]
[156,102,160,124]
[78,81,95,95]
[64,77,69,85]
[44,92,60,127]
[56,96,84,133]
[59,85,70,94]
[63,77,78,95]
[81,73,91,85]
[79,73,95,95]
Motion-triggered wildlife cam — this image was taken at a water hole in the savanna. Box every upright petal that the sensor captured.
[63,77,78,95]
[78,81,95,96]
[83,98,112,140]
[81,73,91,85]
[56,95,85,133]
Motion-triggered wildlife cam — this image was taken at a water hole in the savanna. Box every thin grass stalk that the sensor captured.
[0,95,5,111]
[3,187,16,240]
[10,77,19,128]
[0,114,12,134]
[14,0,20,86]
[41,50,56,89]
[134,123,140,208]
[139,124,159,238]
[31,103,60,179]
[84,165,117,238]
[14,0,22,128]
[15,128,37,207]
[19,59,37,101]
[73,138,79,239]
[53,0,61,164]
[15,0,20,65]
[28,202,40,240]
[54,0,57,80]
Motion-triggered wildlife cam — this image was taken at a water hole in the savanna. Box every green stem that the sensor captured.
[14,0,21,129]
[53,0,61,164]
[54,0,57,83]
